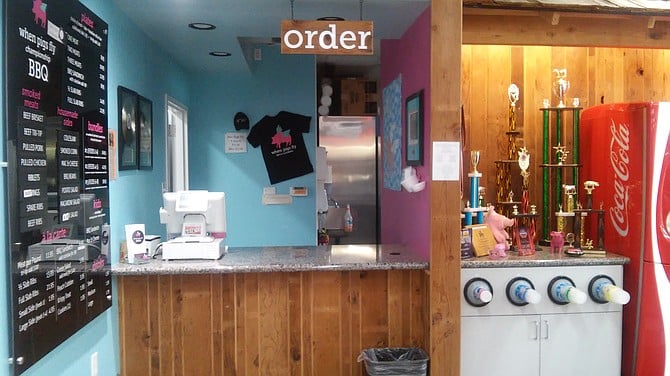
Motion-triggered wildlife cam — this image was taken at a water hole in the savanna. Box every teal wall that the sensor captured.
[1,0,190,375]
[188,45,317,247]
[2,1,316,375]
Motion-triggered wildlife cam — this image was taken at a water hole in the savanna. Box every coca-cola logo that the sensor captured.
[609,119,630,237]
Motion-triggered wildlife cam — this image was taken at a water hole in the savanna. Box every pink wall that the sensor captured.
[380,7,431,258]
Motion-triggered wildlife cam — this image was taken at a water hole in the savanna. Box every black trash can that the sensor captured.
[357,347,429,376]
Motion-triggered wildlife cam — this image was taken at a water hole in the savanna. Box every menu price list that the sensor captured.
[5,1,110,373]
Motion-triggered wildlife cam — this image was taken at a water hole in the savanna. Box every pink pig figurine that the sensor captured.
[484,206,515,250]
[489,243,508,259]
[550,231,565,254]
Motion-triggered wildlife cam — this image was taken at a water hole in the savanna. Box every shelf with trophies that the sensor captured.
[569,181,607,256]
[538,68,583,246]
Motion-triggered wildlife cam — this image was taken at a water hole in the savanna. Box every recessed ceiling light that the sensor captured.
[189,22,216,30]
[209,51,231,57]
[317,16,345,21]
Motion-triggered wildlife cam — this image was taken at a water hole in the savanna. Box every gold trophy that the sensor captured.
[556,204,569,233]
[471,150,480,174]
[563,184,577,212]
[553,143,570,165]
[508,84,519,108]
[553,68,570,108]
[584,180,600,209]
[518,147,530,187]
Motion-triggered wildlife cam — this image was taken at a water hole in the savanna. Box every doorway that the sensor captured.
[165,95,189,192]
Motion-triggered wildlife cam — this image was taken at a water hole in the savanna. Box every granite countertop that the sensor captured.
[112,244,430,275]
[461,247,630,268]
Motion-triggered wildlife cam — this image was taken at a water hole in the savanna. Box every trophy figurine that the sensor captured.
[471,150,481,175]
[553,143,570,165]
[478,186,487,208]
[584,180,600,209]
[518,147,530,186]
[563,184,577,212]
[552,68,570,108]
[518,147,531,213]
[566,233,575,249]
[556,204,569,233]
[508,84,520,108]
[477,187,486,223]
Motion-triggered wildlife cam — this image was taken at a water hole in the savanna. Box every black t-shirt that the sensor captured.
[247,111,314,184]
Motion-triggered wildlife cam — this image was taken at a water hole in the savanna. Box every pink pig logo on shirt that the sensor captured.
[271,127,292,149]
[32,0,47,28]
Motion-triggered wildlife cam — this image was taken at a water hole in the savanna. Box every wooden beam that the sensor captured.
[464,12,670,48]
[430,1,462,375]
[648,16,657,29]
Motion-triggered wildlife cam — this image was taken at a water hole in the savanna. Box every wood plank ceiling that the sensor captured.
[463,0,670,15]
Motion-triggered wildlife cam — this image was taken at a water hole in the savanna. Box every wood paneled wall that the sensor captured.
[430,1,463,375]
[461,44,670,236]
[118,270,428,376]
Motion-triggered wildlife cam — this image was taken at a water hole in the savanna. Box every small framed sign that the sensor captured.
[405,90,424,166]
[138,95,153,170]
[118,86,138,170]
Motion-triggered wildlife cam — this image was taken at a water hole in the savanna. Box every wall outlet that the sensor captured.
[262,193,293,205]
[290,186,308,196]
[90,352,98,376]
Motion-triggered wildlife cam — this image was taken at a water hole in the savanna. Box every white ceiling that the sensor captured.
[111,0,431,74]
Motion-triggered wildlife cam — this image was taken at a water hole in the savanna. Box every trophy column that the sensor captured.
[511,148,539,254]
[539,68,583,245]
[495,84,523,219]
[539,106,582,244]
[464,151,486,225]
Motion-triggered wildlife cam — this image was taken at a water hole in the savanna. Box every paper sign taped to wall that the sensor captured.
[225,132,248,153]
[432,141,460,181]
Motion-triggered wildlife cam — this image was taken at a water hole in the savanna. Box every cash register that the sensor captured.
[158,190,227,260]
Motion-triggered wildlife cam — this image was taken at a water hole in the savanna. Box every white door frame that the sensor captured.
[164,95,189,192]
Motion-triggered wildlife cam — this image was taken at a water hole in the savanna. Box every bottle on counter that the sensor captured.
[343,204,353,233]
[589,276,631,305]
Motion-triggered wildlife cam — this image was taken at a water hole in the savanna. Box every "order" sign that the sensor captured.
[281,20,374,55]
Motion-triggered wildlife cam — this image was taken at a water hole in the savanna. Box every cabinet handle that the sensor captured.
[543,320,549,339]
[530,320,539,340]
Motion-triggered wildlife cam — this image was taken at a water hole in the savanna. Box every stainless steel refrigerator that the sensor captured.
[318,116,379,244]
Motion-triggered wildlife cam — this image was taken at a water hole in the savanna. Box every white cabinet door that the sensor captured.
[462,315,541,376]
[540,312,622,376]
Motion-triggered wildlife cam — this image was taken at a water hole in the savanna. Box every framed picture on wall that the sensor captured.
[117,86,138,170]
[138,95,153,170]
[405,89,424,166]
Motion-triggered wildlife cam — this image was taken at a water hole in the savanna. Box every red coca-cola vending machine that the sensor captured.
[580,102,670,376]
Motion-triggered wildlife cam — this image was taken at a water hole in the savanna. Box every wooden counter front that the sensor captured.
[116,246,429,375]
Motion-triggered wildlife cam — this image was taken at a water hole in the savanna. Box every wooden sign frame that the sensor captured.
[280,20,374,55]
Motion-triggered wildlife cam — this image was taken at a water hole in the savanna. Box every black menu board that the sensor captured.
[4,1,110,373]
